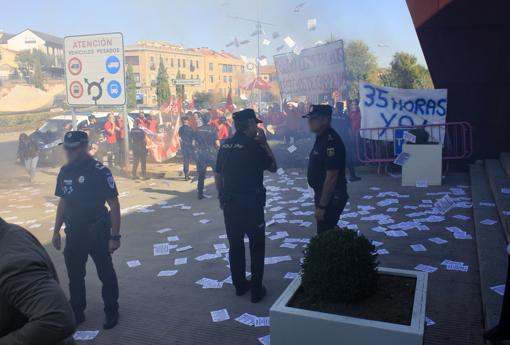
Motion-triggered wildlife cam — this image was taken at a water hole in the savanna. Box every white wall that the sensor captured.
[7,30,46,52]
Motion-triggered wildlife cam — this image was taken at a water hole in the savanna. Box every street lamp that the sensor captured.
[228,15,275,115]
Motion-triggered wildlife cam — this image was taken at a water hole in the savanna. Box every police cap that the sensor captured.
[59,131,89,149]
[233,108,262,123]
[303,104,332,119]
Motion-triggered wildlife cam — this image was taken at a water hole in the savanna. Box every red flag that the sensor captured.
[190,97,195,110]
[226,88,234,112]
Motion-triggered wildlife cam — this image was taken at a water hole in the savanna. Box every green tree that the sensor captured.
[156,57,171,106]
[175,69,185,100]
[193,91,213,109]
[32,61,45,90]
[126,64,137,108]
[15,50,52,89]
[381,52,433,89]
[344,40,379,100]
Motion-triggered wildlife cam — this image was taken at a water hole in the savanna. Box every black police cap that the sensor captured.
[303,104,333,119]
[59,131,89,149]
[233,108,263,123]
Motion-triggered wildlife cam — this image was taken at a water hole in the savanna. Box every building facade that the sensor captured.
[125,41,205,106]
[4,29,63,67]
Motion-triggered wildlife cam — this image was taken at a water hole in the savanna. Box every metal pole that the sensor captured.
[122,103,129,169]
[71,107,77,130]
[256,22,261,115]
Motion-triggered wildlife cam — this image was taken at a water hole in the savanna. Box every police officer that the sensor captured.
[215,109,277,303]
[130,120,148,180]
[305,104,349,234]
[332,102,361,182]
[194,113,218,199]
[178,116,195,181]
[52,131,121,330]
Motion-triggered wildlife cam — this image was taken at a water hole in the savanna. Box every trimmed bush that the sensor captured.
[301,228,379,303]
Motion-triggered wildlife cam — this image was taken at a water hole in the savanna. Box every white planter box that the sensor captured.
[270,267,428,345]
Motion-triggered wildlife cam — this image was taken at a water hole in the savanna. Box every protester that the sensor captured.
[194,113,218,199]
[148,112,159,133]
[331,102,361,182]
[87,115,101,159]
[0,218,76,345]
[304,104,349,234]
[137,111,147,128]
[283,101,300,142]
[217,116,231,143]
[52,131,121,330]
[215,108,277,303]
[178,116,194,181]
[130,120,148,180]
[103,112,117,167]
[17,133,39,182]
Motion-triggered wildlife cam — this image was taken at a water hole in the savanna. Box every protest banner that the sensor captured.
[274,40,345,100]
[359,82,447,142]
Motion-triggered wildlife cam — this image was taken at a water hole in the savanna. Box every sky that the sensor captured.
[0,0,427,67]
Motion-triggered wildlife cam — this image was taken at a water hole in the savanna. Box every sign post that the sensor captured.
[64,32,129,165]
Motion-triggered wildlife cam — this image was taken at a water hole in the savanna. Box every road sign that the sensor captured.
[172,78,200,86]
[64,32,125,106]
[394,128,408,155]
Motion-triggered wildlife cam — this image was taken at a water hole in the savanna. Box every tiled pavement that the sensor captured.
[39,167,485,345]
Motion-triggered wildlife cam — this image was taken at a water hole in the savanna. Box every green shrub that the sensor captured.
[301,228,379,303]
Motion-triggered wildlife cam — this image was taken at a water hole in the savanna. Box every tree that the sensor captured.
[344,40,379,100]
[156,57,171,106]
[15,50,52,89]
[32,61,45,90]
[175,69,185,100]
[126,64,137,108]
[193,91,213,109]
[381,52,433,89]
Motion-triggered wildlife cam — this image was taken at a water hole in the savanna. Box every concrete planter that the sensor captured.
[270,267,428,345]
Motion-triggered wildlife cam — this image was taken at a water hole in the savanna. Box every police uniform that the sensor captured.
[130,126,148,178]
[178,123,195,180]
[55,133,119,321]
[307,106,349,234]
[194,116,218,198]
[215,109,273,301]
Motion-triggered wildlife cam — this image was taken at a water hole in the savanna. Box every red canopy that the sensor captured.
[245,77,272,91]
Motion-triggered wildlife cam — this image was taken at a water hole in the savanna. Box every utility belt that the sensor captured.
[221,188,266,208]
[65,211,111,239]
[314,188,348,208]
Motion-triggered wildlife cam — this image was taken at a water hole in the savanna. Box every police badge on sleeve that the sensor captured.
[327,147,335,157]
[107,175,116,189]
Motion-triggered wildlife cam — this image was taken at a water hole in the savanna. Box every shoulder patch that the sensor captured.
[106,174,116,189]
[327,147,335,157]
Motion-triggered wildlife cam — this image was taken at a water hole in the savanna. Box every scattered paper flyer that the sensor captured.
[167,235,180,242]
[158,270,178,277]
[403,131,417,143]
[126,260,141,268]
[157,228,172,234]
[284,36,296,48]
[73,330,99,341]
[235,313,257,326]
[176,245,193,252]
[428,237,448,245]
[307,18,317,30]
[393,152,410,166]
[211,309,230,322]
[480,219,498,225]
[410,244,427,252]
[284,272,299,279]
[200,219,211,224]
[153,243,170,256]
[254,317,270,327]
[490,284,505,296]
[414,264,438,273]
[174,257,188,265]
[258,335,270,345]
[262,38,271,46]
[425,317,436,327]
[287,145,297,153]
[434,194,455,214]
[415,180,428,188]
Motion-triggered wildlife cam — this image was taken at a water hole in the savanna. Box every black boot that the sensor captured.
[235,280,251,296]
[103,311,119,330]
[251,285,267,303]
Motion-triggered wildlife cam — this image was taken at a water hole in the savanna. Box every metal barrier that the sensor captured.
[355,122,473,165]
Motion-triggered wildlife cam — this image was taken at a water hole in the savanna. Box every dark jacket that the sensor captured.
[0,218,76,345]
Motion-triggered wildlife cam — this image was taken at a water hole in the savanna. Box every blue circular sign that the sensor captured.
[105,56,121,74]
[107,80,122,98]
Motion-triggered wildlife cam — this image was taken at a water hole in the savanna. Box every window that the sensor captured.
[150,56,154,63]
[209,75,213,83]
[229,76,232,82]
[183,59,186,68]
[196,60,199,69]
[171,58,174,67]
[178,59,181,68]
[209,62,213,71]
[125,56,139,66]
[223,76,227,83]
[181,74,186,79]
[221,64,233,73]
